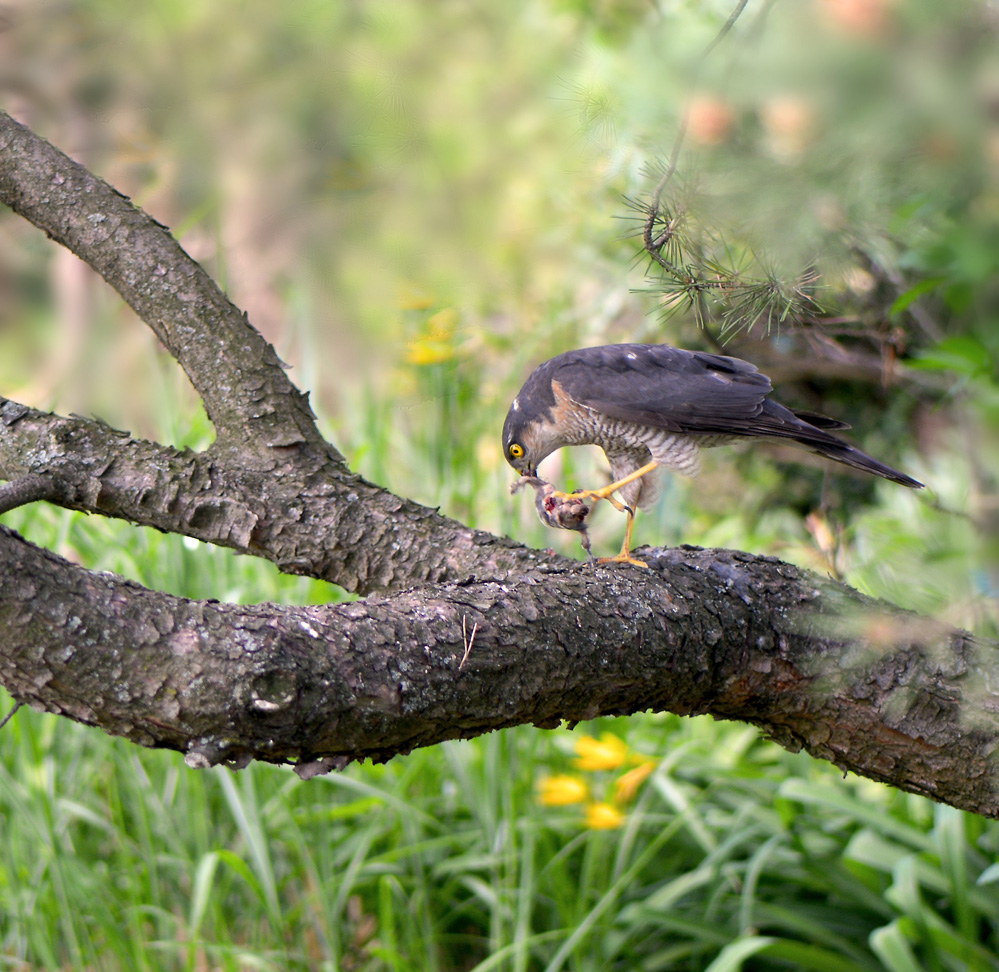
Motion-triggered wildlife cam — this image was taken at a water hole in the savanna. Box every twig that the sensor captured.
[459,616,478,670]
[0,474,63,516]
[649,0,751,214]
[0,701,23,731]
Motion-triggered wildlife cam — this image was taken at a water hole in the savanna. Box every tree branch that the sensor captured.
[0,395,547,594]
[0,110,557,594]
[0,109,321,460]
[0,472,66,515]
[2,526,995,815]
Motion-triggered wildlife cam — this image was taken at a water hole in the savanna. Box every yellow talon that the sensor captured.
[598,552,648,568]
[552,460,661,567]
[595,501,648,568]
[554,459,659,510]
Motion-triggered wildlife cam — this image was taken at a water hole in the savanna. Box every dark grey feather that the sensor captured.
[539,344,922,488]
[551,345,773,433]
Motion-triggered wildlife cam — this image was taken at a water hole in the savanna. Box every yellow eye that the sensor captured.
[509,443,524,459]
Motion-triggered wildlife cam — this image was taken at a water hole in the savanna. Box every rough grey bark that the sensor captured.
[0,110,319,461]
[0,394,540,593]
[3,525,996,814]
[2,109,998,817]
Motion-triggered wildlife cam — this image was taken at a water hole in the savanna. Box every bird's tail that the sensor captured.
[789,407,851,431]
[806,437,923,488]
[765,402,923,488]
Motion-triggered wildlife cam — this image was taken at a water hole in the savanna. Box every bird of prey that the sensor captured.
[502,344,923,566]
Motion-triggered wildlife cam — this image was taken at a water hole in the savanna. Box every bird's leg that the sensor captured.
[554,460,660,507]
[596,508,648,568]
[553,460,660,568]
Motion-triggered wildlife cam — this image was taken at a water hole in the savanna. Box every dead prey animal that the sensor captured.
[511,475,592,558]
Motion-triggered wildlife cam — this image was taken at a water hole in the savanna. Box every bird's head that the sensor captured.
[503,356,568,476]
[502,396,555,477]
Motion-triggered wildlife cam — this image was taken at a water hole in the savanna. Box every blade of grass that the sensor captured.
[216,771,281,928]
[702,935,778,972]
[869,920,921,972]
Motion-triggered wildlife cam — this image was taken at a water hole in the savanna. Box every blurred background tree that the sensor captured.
[2,1,998,969]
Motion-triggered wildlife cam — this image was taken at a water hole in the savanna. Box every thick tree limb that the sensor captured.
[2,110,997,818]
[0,394,545,593]
[2,525,996,814]
[0,110,319,461]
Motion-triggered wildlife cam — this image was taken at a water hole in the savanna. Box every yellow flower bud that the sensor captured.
[584,802,625,830]
[573,732,628,771]
[613,761,656,804]
[537,774,589,806]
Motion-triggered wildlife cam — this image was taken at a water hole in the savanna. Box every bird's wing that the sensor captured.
[551,344,775,435]
[543,344,922,487]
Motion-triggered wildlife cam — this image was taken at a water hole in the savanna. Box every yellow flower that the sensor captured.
[573,732,629,771]
[585,802,625,830]
[404,306,460,365]
[613,760,656,804]
[397,282,435,311]
[475,437,502,473]
[405,340,455,366]
[537,774,589,806]
[426,307,458,340]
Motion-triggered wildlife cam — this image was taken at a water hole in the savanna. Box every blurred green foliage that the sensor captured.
[2,0,999,968]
